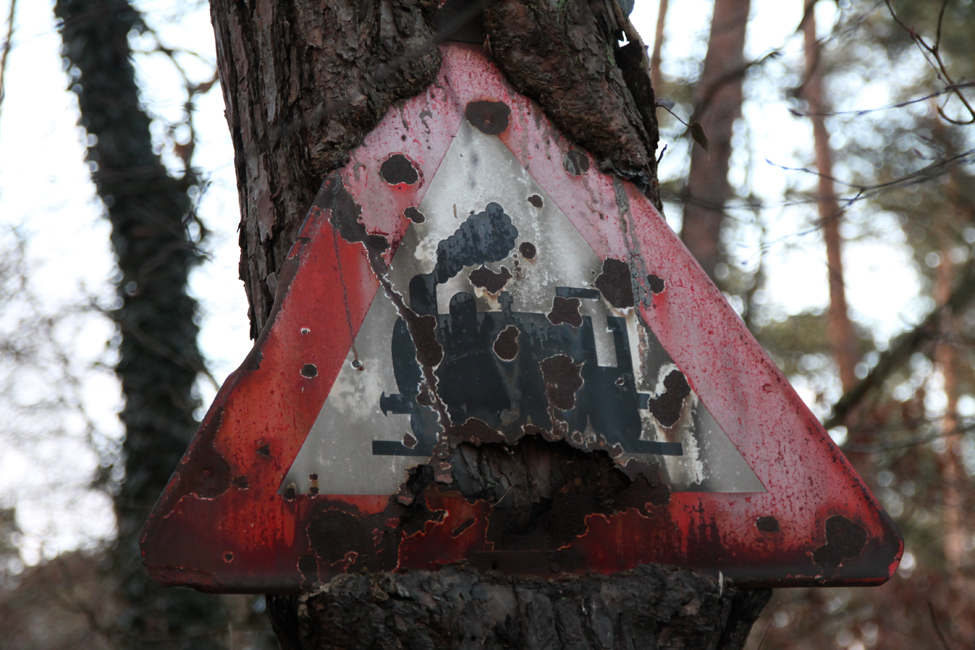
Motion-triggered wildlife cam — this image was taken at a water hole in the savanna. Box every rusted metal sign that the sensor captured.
[141,44,901,592]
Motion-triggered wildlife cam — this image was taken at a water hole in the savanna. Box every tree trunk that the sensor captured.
[680,0,750,282]
[649,0,669,98]
[800,0,859,394]
[55,0,225,647]
[207,0,769,646]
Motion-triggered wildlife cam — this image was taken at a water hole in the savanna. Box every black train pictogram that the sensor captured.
[374,202,684,458]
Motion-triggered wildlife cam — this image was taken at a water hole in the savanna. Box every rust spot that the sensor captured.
[297,553,318,588]
[469,265,512,293]
[465,100,511,135]
[540,354,584,411]
[519,242,537,260]
[232,475,249,490]
[756,516,780,533]
[594,258,634,309]
[451,518,476,538]
[300,363,318,378]
[527,194,543,209]
[223,552,233,563]
[179,408,232,499]
[256,442,271,458]
[547,296,582,328]
[450,418,505,445]
[283,484,297,500]
[403,432,418,449]
[409,313,443,367]
[647,369,691,428]
[405,206,425,223]
[318,172,389,258]
[380,153,419,185]
[493,325,520,361]
[309,473,319,496]
[813,516,867,569]
[614,474,671,515]
[307,508,370,566]
[562,149,590,175]
[646,274,665,294]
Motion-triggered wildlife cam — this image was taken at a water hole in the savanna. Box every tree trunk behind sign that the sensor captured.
[207,0,770,647]
[680,0,751,283]
[55,0,226,647]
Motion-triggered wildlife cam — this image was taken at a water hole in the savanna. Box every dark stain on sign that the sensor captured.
[451,518,476,538]
[541,354,584,411]
[562,149,590,176]
[527,194,544,208]
[319,172,389,258]
[547,296,582,328]
[595,258,634,309]
[405,206,425,223]
[450,417,506,445]
[647,369,691,428]
[178,407,232,499]
[380,153,419,185]
[646,274,665,294]
[613,474,672,515]
[756,516,780,533]
[813,516,867,569]
[409,314,443,368]
[469,265,512,293]
[493,325,520,361]
[519,241,537,260]
[307,508,372,566]
[465,100,511,136]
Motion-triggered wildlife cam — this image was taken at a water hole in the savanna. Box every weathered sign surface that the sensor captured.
[141,44,902,592]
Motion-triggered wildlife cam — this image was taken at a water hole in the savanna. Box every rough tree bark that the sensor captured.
[207,0,770,647]
[55,0,225,647]
[680,0,750,283]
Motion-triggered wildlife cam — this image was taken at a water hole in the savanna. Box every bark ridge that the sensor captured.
[270,565,770,650]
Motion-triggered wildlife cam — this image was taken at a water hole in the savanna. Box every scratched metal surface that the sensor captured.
[140,44,902,593]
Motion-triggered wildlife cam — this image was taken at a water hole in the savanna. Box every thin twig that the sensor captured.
[884,0,975,124]
[788,82,975,118]
[0,0,18,129]
[755,611,775,649]
[826,259,975,429]
[928,602,952,650]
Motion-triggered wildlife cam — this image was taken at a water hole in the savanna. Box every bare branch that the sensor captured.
[825,259,975,429]
[0,0,17,132]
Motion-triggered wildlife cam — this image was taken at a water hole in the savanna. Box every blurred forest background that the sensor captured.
[0,0,973,648]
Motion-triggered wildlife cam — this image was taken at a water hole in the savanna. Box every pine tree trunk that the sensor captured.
[649,0,669,98]
[801,0,859,394]
[679,0,750,282]
[208,0,770,646]
[55,0,225,647]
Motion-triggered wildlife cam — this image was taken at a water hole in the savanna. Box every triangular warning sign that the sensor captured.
[142,45,901,592]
